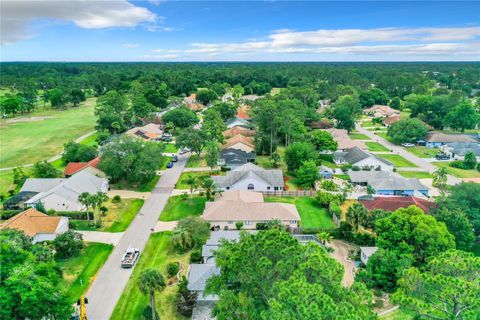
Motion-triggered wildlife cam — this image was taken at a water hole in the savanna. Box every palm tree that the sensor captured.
[317,232,333,245]
[199,176,220,201]
[182,175,198,199]
[78,192,92,221]
[172,227,193,252]
[137,269,166,320]
[346,203,368,232]
[433,167,448,193]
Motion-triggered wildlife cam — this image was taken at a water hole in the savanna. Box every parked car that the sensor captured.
[166,161,174,168]
[179,148,190,155]
[435,153,450,160]
[121,247,140,268]
[401,143,415,147]
[172,155,178,162]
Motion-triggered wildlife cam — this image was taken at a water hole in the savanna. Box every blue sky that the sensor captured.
[1,1,479,61]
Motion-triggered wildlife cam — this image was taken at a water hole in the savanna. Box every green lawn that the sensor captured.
[57,242,113,304]
[160,156,173,170]
[0,169,15,195]
[397,171,433,179]
[111,232,191,320]
[376,132,395,143]
[176,171,224,189]
[433,162,480,179]
[79,132,100,147]
[50,158,67,171]
[348,133,371,140]
[111,175,160,192]
[365,141,390,152]
[284,173,302,191]
[160,196,207,221]
[405,146,439,158]
[376,154,417,168]
[186,154,208,168]
[362,120,385,128]
[163,143,178,153]
[0,98,97,168]
[380,308,414,320]
[265,197,334,229]
[70,199,144,232]
[319,154,338,168]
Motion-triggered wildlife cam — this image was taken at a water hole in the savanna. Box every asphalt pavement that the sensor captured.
[85,153,189,320]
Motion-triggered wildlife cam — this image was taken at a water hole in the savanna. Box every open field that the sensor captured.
[57,242,113,304]
[365,141,390,152]
[265,196,334,229]
[70,199,144,232]
[397,171,433,179]
[160,195,206,221]
[111,232,190,320]
[0,98,97,168]
[348,133,371,140]
[405,146,438,158]
[433,162,480,178]
[376,154,417,167]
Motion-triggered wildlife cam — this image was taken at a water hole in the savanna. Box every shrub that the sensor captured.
[341,163,352,172]
[180,192,188,200]
[329,201,342,219]
[111,195,121,203]
[450,160,465,169]
[100,206,108,216]
[56,211,93,220]
[235,221,244,230]
[0,209,22,220]
[351,165,360,171]
[315,191,344,207]
[321,180,338,191]
[167,262,180,277]
[47,209,56,215]
[352,232,376,246]
[53,231,84,259]
[189,248,202,263]
[176,276,197,317]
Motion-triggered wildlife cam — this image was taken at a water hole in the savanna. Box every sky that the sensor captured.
[1,0,479,62]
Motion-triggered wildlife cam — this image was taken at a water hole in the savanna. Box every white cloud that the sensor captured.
[122,43,140,48]
[158,26,480,60]
[1,0,157,45]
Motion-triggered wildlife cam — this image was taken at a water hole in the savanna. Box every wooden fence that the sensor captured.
[259,190,316,197]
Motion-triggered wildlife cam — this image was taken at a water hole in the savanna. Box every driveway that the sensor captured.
[355,124,461,185]
[86,153,189,320]
[327,240,358,287]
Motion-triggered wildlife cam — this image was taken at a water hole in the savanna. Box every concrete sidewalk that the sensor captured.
[78,231,124,246]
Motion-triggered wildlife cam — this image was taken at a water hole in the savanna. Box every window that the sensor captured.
[267,186,270,190]
[245,221,253,225]
[228,221,233,224]
[226,187,230,190]
[290,221,297,224]
[247,183,254,190]
[274,187,278,191]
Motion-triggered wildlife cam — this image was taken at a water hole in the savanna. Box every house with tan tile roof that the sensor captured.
[364,105,400,118]
[383,115,401,126]
[202,190,300,230]
[324,128,366,151]
[223,126,256,138]
[0,208,69,243]
[222,134,255,152]
[125,123,163,141]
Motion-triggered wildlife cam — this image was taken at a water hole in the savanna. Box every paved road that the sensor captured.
[86,153,189,320]
[355,124,461,185]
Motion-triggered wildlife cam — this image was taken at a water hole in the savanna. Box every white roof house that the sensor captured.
[22,171,109,211]
[212,163,284,192]
[360,246,378,265]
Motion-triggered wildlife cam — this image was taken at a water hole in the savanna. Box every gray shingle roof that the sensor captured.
[445,142,480,156]
[220,148,256,166]
[334,146,393,166]
[348,170,428,191]
[187,264,220,291]
[212,163,284,188]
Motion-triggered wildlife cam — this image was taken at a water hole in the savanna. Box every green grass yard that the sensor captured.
[376,132,395,143]
[265,197,334,229]
[433,162,480,179]
[0,98,97,168]
[186,154,208,168]
[348,133,371,140]
[176,171,225,189]
[319,154,338,168]
[79,132,100,147]
[163,143,178,153]
[111,232,191,320]
[160,196,206,221]
[376,154,417,168]
[365,141,390,152]
[0,169,15,195]
[397,171,433,179]
[57,242,113,304]
[110,175,160,192]
[405,146,439,158]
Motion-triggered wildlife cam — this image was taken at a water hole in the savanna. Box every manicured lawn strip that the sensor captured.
[105,199,144,232]
[319,154,338,168]
[50,158,67,171]
[186,154,207,168]
[405,146,439,158]
[0,98,97,168]
[433,162,480,178]
[110,175,160,192]
[79,132,99,147]
[334,174,350,180]
[163,143,178,153]
[160,196,206,221]
[397,171,433,179]
[348,133,371,140]
[176,171,224,189]
[264,197,334,229]
[57,242,113,304]
[0,169,15,195]
[365,141,390,152]
[361,121,385,128]
[376,132,395,143]
[376,154,417,168]
[110,232,190,320]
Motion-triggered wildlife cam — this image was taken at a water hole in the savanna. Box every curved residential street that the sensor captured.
[355,124,461,185]
[85,153,189,320]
